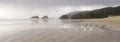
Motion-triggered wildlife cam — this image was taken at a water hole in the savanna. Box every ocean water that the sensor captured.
[0,19,120,42]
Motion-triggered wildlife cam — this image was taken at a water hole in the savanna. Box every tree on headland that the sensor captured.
[60,6,120,19]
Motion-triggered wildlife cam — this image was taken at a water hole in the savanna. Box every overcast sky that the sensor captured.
[0,0,120,19]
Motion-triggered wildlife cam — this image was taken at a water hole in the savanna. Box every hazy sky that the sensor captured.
[0,0,120,19]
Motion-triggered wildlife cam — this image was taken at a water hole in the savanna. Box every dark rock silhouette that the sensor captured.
[31,16,39,19]
[41,15,48,19]
[60,6,120,19]
[31,16,39,23]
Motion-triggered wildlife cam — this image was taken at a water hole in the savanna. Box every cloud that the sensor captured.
[0,0,120,7]
[0,0,120,19]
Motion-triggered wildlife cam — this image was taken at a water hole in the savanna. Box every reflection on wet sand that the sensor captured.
[0,19,120,42]
[31,19,39,23]
[42,19,48,23]
[31,19,48,24]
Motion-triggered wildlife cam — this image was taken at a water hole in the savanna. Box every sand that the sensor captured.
[0,19,119,42]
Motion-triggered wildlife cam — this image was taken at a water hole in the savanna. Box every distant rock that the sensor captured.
[31,16,39,23]
[41,15,48,19]
[31,16,39,19]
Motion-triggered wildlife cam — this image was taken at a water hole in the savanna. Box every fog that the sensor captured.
[0,0,120,19]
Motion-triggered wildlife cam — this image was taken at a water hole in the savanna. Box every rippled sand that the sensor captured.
[0,19,120,42]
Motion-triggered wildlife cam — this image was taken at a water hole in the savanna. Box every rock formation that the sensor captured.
[41,15,48,19]
[31,16,39,19]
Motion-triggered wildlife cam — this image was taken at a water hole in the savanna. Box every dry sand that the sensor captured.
[85,16,120,31]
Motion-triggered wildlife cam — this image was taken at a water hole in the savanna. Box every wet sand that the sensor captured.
[0,19,120,42]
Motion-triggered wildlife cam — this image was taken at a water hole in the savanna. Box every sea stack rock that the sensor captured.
[31,16,39,19]
[41,15,48,19]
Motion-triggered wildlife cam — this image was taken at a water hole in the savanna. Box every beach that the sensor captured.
[0,19,120,42]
